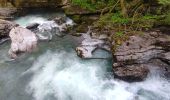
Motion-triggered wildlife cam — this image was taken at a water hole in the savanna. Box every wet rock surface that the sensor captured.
[0,19,18,38]
[113,32,170,82]
[8,27,37,59]
[113,64,149,82]
[26,23,39,30]
[76,28,111,58]
[36,16,74,41]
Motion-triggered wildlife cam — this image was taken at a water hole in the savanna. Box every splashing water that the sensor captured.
[24,51,134,100]
[24,49,170,100]
[0,12,170,100]
[14,15,48,27]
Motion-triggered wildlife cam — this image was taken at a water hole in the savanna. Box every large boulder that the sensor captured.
[0,19,18,38]
[8,27,37,59]
[113,31,170,82]
[113,64,149,82]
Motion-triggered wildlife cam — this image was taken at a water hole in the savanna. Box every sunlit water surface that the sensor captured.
[0,12,170,100]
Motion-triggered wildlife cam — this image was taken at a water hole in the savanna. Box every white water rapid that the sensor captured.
[0,12,170,100]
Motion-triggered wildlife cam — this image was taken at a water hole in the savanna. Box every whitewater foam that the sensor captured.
[23,50,170,100]
[24,51,135,100]
[14,15,47,27]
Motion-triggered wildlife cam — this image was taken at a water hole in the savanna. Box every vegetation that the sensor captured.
[71,0,170,51]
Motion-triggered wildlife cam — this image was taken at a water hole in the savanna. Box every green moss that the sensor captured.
[71,0,96,11]
[71,15,81,23]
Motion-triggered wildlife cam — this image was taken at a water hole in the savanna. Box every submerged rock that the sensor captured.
[36,21,55,40]
[113,32,170,82]
[8,27,37,59]
[0,38,10,45]
[0,19,18,38]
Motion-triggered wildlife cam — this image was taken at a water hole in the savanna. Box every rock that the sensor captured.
[113,64,149,82]
[36,31,52,41]
[113,32,170,82]
[165,72,170,79]
[76,46,96,58]
[37,21,57,40]
[8,27,37,59]
[71,32,82,37]
[76,31,110,58]
[26,23,39,30]
[36,17,74,40]
[62,0,70,5]
[53,16,66,25]
[0,19,18,38]
[58,23,69,33]
[0,38,10,45]
[0,8,18,19]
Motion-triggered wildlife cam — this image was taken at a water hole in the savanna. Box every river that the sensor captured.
[0,11,170,100]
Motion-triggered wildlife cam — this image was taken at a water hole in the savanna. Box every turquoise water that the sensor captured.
[0,13,170,100]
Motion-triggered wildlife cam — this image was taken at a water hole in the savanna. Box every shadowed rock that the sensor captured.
[26,23,39,30]
[113,64,149,82]
[8,27,37,59]
[0,19,18,38]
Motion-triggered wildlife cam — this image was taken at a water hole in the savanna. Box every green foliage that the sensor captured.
[165,12,170,24]
[115,31,124,37]
[71,0,116,11]
[158,0,170,5]
[111,13,130,24]
[71,0,96,11]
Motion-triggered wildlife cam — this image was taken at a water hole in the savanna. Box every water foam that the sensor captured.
[24,50,170,100]
[25,51,134,100]
[14,15,47,27]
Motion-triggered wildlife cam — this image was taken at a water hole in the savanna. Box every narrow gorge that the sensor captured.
[0,0,170,100]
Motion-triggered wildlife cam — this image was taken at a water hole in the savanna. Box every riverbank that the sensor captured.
[62,4,170,82]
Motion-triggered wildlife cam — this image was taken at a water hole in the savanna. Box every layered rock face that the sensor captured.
[8,27,37,59]
[0,19,18,38]
[0,8,18,19]
[113,32,170,82]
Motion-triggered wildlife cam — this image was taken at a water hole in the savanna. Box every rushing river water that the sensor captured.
[0,12,170,100]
